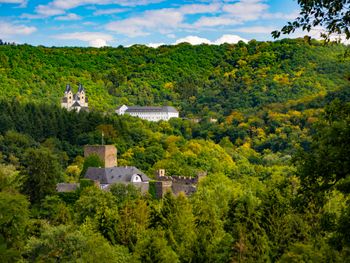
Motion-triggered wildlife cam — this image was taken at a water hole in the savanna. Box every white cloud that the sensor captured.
[105,3,227,37]
[179,3,221,15]
[233,26,276,34]
[0,21,37,38]
[193,0,293,29]
[0,0,27,7]
[36,4,65,16]
[167,33,176,39]
[175,35,211,45]
[214,34,247,44]
[93,8,128,16]
[41,0,163,10]
[194,16,239,27]
[147,42,165,48]
[54,32,113,47]
[174,34,247,45]
[106,8,183,37]
[55,13,82,21]
[223,0,268,20]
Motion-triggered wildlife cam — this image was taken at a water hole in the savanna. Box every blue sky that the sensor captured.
[0,0,305,47]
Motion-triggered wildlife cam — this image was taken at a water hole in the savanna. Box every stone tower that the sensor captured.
[84,145,117,168]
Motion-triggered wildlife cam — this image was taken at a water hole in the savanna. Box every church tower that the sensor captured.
[76,83,88,107]
[61,84,73,109]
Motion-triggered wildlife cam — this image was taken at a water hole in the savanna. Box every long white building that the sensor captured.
[116,105,179,122]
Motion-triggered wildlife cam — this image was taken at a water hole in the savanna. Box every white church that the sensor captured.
[116,105,179,122]
[61,84,89,112]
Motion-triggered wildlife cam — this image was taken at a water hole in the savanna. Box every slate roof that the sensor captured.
[71,101,81,107]
[64,84,72,93]
[85,166,150,184]
[125,106,178,113]
[78,83,85,93]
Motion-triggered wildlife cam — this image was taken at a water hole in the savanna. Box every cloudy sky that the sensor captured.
[0,0,309,47]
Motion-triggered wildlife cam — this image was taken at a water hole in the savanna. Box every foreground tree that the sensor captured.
[273,0,350,39]
[295,100,350,205]
[0,191,29,262]
[23,225,130,262]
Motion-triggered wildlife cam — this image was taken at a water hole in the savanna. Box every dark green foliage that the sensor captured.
[23,225,130,262]
[109,183,141,206]
[0,41,349,116]
[81,154,104,177]
[21,147,63,203]
[79,178,95,189]
[74,186,116,223]
[0,191,29,262]
[295,100,350,204]
[0,40,349,262]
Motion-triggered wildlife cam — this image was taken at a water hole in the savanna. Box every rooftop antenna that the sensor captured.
[101,131,104,145]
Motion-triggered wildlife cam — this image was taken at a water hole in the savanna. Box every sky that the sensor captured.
[0,0,311,47]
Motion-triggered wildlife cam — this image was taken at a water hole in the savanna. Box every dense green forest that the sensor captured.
[1,38,350,115]
[1,39,350,262]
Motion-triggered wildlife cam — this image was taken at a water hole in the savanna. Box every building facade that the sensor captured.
[116,105,179,121]
[61,83,88,112]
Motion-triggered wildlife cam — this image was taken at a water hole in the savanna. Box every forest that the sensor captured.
[0,39,350,262]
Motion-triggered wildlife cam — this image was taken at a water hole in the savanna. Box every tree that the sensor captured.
[133,229,179,263]
[80,154,104,177]
[74,186,116,223]
[295,100,350,205]
[0,191,30,262]
[109,183,141,207]
[23,224,131,263]
[22,147,63,203]
[273,0,350,40]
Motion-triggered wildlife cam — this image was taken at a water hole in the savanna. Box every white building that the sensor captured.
[116,105,179,121]
[61,84,88,112]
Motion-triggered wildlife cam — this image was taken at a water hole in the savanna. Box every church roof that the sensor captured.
[71,101,81,107]
[85,166,149,184]
[78,83,85,93]
[64,84,72,93]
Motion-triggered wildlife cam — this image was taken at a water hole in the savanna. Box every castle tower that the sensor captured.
[61,84,73,109]
[84,145,117,168]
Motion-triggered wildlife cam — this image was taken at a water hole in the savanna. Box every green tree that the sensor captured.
[133,229,179,263]
[74,186,116,223]
[22,147,63,203]
[23,224,131,263]
[295,100,350,205]
[109,183,141,207]
[81,154,104,177]
[0,191,30,262]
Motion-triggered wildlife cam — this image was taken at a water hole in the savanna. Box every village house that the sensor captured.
[115,105,179,121]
